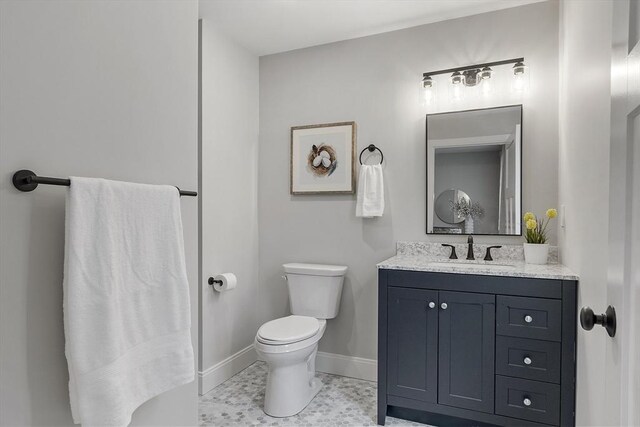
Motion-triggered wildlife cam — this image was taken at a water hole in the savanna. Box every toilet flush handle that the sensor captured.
[282,275,288,281]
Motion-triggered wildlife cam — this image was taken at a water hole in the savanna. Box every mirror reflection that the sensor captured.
[427,105,522,235]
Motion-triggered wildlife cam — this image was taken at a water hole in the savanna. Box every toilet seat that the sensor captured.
[257,315,319,345]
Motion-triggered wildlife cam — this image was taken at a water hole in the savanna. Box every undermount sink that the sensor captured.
[429,262,516,270]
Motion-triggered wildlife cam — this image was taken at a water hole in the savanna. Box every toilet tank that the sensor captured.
[283,263,347,319]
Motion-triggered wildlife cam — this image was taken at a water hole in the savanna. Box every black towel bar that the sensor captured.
[11,169,197,197]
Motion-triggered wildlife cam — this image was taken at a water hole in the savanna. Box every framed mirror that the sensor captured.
[426,105,522,235]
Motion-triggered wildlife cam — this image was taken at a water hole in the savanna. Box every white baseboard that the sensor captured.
[198,344,258,395]
[315,351,377,382]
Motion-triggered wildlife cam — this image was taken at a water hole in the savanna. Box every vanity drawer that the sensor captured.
[496,296,562,341]
[496,336,561,383]
[495,375,560,425]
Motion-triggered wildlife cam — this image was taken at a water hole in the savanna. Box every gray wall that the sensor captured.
[199,20,260,376]
[258,1,559,360]
[433,151,501,234]
[0,1,199,425]
[558,0,612,424]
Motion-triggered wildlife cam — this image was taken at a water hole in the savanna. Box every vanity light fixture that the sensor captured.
[421,57,527,102]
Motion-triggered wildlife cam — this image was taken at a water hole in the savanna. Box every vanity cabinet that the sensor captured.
[378,269,577,427]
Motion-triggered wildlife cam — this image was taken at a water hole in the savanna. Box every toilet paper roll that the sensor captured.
[213,273,237,292]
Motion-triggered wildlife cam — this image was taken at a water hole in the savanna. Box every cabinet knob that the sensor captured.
[428,301,436,309]
[523,356,532,365]
[441,303,448,310]
[524,315,533,323]
[523,397,532,407]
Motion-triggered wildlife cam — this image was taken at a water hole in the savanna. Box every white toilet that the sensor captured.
[254,263,347,417]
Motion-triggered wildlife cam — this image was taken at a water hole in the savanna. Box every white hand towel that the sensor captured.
[63,177,194,427]
[356,164,384,217]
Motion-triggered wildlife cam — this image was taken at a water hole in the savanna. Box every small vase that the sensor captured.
[524,243,549,265]
[464,217,474,234]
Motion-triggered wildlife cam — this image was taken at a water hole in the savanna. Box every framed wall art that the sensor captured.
[290,121,356,195]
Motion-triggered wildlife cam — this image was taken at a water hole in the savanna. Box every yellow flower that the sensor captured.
[546,208,558,219]
[523,212,535,222]
[526,218,538,230]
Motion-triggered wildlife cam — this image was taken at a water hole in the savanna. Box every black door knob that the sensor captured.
[580,305,616,337]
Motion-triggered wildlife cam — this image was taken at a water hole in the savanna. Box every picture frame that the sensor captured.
[290,121,356,195]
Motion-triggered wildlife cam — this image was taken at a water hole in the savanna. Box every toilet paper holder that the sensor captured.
[208,277,222,286]
[208,273,237,292]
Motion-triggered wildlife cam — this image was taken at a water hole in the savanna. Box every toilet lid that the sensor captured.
[257,315,320,344]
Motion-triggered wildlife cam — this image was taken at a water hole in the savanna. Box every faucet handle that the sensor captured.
[442,244,458,259]
[484,245,502,261]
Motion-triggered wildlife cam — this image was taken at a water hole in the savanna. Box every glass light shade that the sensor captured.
[449,80,464,102]
[479,67,492,80]
[481,77,494,96]
[448,72,465,102]
[423,83,436,106]
[450,71,464,85]
[511,62,530,93]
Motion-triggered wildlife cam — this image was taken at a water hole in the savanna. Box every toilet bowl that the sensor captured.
[254,316,327,417]
[254,263,347,417]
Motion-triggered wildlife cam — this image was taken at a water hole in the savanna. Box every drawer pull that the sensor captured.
[523,356,532,365]
[524,315,533,323]
[441,302,448,310]
[523,397,532,407]
[428,301,436,309]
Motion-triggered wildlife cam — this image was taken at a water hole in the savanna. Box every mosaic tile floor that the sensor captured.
[199,361,426,426]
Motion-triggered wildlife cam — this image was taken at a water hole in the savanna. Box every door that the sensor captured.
[606,1,640,424]
[387,287,438,402]
[438,291,495,413]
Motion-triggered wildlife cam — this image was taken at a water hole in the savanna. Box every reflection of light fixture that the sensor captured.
[420,58,526,101]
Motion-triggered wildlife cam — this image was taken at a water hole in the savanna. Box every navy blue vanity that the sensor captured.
[377,247,578,427]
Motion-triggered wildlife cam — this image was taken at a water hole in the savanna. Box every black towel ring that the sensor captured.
[359,144,384,165]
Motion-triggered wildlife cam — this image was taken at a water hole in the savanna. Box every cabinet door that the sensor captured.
[387,287,438,402]
[438,291,495,413]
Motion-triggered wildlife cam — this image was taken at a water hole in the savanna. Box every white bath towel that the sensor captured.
[63,177,194,426]
[356,164,384,217]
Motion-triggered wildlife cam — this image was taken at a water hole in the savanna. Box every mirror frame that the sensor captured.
[425,104,523,236]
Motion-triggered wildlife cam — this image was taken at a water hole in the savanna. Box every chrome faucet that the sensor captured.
[466,235,475,260]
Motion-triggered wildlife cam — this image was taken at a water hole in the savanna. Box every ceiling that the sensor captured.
[199,0,547,56]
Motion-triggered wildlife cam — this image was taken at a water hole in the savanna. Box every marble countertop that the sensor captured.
[377,255,579,281]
